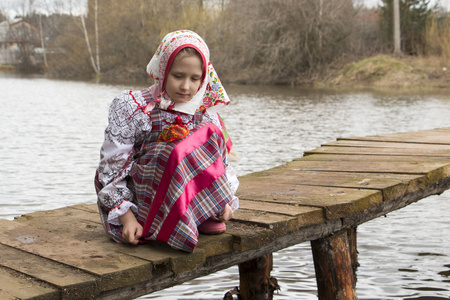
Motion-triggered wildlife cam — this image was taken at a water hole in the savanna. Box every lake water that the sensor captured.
[1,74,449,299]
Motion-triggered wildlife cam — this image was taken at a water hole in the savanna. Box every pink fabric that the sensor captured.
[142,123,225,237]
[157,157,225,242]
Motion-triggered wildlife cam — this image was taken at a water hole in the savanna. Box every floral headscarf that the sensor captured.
[146,30,230,115]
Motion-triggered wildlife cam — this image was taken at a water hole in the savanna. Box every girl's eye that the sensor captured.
[192,77,200,81]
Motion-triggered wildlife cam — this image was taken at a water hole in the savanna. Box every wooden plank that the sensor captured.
[0,244,98,298]
[239,169,425,203]
[67,205,234,267]
[238,199,323,221]
[304,145,450,157]
[14,204,268,273]
[284,159,450,176]
[226,222,275,251]
[196,233,235,256]
[25,204,234,258]
[323,139,450,150]
[337,127,450,144]
[14,205,104,243]
[298,154,450,163]
[233,209,298,232]
[13,205,209,275]
[112,242,207,274]
[237,182,383,220]
[0,267,59,300]
[0,219,153,295]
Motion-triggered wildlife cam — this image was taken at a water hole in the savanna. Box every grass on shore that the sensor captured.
[0,65,15,71]
[321,54,449,90]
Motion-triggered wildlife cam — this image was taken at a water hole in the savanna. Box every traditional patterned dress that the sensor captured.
[95,30,238,252]
[95,90,238,252]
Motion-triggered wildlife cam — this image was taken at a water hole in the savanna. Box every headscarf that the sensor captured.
[145,30,230,115]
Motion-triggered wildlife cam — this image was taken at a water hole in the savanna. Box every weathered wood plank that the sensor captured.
[338,127,450,144]
[0,219,153,296]
[13,206,210,275]
[240,169,426,203]
[14,205,104,243]
[298,154,450,163]
[233,209,298,233]
[0,244,98,299]
[226,222,276,251]
[284,159,450,176]
[323,139,450,150]
[237,182,383,220]
[0,266,59,300]
[236,199,324,227]
[305,145,450,156]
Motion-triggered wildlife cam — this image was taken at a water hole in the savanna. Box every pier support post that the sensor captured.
[238,253,277,300]
[347,227,359,281]
[311,230,356,300]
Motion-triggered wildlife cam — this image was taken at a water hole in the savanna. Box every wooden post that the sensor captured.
[347,227,359,282]
[238,253,278,300]
[311,230,356,300]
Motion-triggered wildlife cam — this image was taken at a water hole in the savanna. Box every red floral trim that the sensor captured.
[128,91,147,120]
[111,201,124,211]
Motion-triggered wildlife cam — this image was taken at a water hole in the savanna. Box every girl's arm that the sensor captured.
[96,91,151,225]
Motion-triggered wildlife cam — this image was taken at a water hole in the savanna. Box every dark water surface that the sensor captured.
[1,74,449,299]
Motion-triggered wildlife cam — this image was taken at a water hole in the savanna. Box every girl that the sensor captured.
[95,30,239,252]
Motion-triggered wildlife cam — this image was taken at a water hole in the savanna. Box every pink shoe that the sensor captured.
[198,216,226,235]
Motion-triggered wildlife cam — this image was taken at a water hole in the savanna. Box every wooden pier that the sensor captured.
[2,127,450,299]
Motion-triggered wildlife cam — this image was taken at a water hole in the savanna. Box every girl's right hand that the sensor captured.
[217,204,233,223]
[119,210,143,245]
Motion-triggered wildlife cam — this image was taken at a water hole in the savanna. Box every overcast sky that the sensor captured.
[361,0,449,10]
[0,0,87,16]
[1,0,449,17]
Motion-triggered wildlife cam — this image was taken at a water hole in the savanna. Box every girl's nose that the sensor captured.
[181,79,190,91]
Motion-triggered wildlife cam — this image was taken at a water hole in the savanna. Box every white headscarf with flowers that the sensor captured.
[146,30,230,115]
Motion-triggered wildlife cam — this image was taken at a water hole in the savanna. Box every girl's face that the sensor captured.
[165,54,203,104]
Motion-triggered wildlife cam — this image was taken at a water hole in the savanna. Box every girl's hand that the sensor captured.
[217,204,233,222]
[119,210,143,245]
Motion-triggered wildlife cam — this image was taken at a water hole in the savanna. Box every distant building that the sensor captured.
[0,18,41,66]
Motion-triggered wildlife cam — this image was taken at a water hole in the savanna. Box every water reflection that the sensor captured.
[1,75,449,299]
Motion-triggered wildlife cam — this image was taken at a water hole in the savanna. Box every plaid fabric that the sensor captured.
[96,106,232,252]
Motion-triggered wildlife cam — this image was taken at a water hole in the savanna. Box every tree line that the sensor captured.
[3,0,449,85]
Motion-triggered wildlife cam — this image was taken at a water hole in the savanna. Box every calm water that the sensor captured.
[1,74,449,299]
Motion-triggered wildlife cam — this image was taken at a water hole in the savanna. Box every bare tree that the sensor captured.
[216,0,357,84]
[80,0,100,75]
[38,13,47,67]
[393,0,401,54]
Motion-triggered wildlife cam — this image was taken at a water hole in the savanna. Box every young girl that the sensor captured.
[94,30,239,252]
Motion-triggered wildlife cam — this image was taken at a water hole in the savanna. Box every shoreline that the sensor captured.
[2,54,449,91]
[316,54,450,91]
